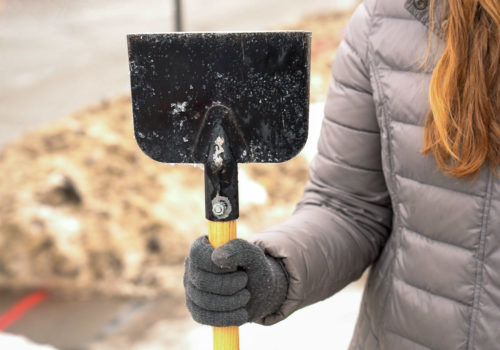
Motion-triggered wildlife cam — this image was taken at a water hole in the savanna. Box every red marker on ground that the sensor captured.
[0,290,48,331]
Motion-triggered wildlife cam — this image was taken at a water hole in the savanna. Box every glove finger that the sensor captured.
[186,281,250,312]
[189,262,248,295]
[212,238,265,270]
[189,236,235,274]
[186,297,248,327]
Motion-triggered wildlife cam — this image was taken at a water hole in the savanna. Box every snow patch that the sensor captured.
[239,169,268,207]
[301,102,324,163]
[0,334,59,350]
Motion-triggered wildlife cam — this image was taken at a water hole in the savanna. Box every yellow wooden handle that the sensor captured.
[208,220,239,350]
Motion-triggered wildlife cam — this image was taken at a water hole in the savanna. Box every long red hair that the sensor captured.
[423,0,500,178]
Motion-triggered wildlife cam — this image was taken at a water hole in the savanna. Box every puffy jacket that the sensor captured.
[250,0,500,348]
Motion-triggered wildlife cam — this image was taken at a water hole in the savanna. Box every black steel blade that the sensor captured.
[127,31,310,164]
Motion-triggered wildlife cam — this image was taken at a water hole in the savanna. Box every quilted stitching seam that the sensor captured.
[374,15,424,23]
[323,107,380,134]
[386,329,433,350]
[395,172,484,199]
[402,225,473,255]
[378,66,433,76]
[395,275,472,308]
[315,152,381,173]
[467,172,493,349]
[341,40,371,84]
[359,295,381,350]
[352,2,383,347]
[369,36,402,350]
[390,116,424,128]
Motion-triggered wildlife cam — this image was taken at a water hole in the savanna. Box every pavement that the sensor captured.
[0,291,137,349]
[0,290,188,349]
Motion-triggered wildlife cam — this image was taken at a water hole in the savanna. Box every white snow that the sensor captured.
[300,102,325,163]
[171,102,188,115]
[238,169,268,207]
[0,334,58,350]
[140,282,364,350]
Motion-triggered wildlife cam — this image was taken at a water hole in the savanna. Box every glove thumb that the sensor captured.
[212,239,264,270]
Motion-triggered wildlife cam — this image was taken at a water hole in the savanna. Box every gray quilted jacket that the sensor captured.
[251,0,500,348]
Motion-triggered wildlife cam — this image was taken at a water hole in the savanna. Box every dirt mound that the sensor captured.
[0,97,308,297]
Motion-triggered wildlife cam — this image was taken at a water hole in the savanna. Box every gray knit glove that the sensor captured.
[184,236,288,327]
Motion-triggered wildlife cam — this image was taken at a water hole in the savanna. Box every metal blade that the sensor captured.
[127,31,310,164]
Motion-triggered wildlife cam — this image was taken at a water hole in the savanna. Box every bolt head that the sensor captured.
[212,202,226,216]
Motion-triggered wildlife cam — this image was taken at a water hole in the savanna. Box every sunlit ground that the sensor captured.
[119,283,364,350]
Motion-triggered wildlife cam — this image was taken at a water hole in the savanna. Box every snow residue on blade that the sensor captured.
[212,136,225,168]
[171,101,187,115]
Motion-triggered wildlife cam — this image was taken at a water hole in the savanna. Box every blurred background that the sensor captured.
[0,0,363,348]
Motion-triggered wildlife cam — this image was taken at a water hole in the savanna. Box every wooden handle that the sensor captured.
[208,220,239,350]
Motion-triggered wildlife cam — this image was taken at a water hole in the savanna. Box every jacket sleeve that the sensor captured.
[250,0,393,325]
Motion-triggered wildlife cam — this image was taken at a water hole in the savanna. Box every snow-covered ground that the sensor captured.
[110,282,364,350]
[190,284,363,349]
[239,102,325,209]
[0,334,58,350]
[302,102,327,162]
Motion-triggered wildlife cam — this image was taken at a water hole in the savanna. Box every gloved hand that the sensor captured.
[184,236,288,327]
